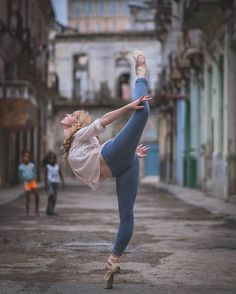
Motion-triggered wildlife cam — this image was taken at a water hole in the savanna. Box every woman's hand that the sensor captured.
[100,94,151,127]
[129,94,151,110]
[136,144,149,158]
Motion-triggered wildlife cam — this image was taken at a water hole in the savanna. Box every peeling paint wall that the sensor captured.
[55,38,160,101]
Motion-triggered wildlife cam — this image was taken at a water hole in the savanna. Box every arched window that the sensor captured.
[73,54,89,100]
[115,57,131,100]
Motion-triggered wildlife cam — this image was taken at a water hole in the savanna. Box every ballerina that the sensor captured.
[61,49,150,289]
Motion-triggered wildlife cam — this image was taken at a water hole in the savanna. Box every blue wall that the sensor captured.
[176,100,186,185]
[144,143,160,176]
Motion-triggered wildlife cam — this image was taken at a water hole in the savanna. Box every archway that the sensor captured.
[115,57,131,100]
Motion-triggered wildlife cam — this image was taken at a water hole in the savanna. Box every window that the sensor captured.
[123,1,129,15]
[207,66,214,153]
[85,21,90,31]
[73,0,80,16]
[99,0,104,16]
[110,0,116,15]
[87,0,93,16]
[115,57,131,100]
[96,21,101,31]
[73,54,89,100]
[218,55,224,153]
[111,20,116,30]
[75,54,88,71]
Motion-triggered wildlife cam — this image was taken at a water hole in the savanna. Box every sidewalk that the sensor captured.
[141,176,236,219]
[0,178,86,207]
[0,178,88,207]
[0,185,25,206]
[0,183,44,206]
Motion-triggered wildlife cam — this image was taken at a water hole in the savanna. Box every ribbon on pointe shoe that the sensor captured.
[104,255,120,289]
[133,49,147,76]
[105,255,120,272]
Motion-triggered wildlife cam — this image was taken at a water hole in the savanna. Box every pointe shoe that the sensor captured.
[104,263,120,289]
[133,48,144,60]
[104,255,121,289]
[133,49,147,77]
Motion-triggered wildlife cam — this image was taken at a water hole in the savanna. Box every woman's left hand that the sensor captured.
[136,144,149,158]
[129,94,151,110]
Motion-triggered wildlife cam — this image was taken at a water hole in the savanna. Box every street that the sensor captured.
[0,181,236,294]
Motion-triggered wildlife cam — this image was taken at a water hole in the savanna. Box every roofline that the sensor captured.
[55,30,157,41]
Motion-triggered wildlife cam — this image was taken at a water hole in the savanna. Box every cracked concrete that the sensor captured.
[0,180,236,293]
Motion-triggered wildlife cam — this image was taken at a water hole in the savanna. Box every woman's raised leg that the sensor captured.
[101,78,150,176]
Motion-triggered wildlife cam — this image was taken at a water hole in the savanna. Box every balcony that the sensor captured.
[174,30,203,76]
[155,69,188,109]
[155,0,171,42]
[0,81,38,130]
[0,13,27,61]
[183,0,225,30]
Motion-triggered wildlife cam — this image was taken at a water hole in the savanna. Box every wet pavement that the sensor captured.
[0,180,236,293]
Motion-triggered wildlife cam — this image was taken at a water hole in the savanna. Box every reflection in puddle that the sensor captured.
[64,241,112,249]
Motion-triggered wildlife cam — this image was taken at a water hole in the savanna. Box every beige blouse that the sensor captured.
[68,119,108,190]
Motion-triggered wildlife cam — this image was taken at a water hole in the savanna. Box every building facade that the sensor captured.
[0,0,55,186]
[155,0,236,200]
[67,0,155,33]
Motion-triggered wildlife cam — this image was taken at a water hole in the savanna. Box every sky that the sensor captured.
[51,0,67,25]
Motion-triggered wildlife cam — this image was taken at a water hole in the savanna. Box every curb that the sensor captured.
[0,183,44,206]
[141,177,236,218]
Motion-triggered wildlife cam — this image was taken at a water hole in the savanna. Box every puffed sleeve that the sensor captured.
[74,119,106,142]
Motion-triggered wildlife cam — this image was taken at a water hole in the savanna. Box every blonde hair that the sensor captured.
[62,110,92,157]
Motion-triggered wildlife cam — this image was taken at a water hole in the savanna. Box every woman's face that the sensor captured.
[61,111,80,126]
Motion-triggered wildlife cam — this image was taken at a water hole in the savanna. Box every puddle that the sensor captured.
[37,241,113,252]
[64,241,112,250]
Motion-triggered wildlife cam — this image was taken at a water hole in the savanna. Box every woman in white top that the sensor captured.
[61,49,150,289]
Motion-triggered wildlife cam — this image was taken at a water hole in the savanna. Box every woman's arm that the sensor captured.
[100,95,151,127]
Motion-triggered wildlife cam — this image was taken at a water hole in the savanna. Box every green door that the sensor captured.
[184,98,197,188]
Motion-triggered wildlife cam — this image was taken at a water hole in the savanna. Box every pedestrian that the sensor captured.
[44,153,64,216]
[42,150,57,169]
[18,150,40,216]
[61,49,150,289]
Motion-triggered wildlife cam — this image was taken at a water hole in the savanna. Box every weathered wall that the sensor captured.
[55,36,160,100]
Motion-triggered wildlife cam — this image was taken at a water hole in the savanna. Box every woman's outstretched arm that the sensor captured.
[100,95,151,127]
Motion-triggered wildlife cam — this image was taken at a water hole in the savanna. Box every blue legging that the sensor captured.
[101,78,149,256]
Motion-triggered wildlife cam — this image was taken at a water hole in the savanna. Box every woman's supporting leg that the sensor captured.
[112,156,139,256]
[101,78,149,176]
